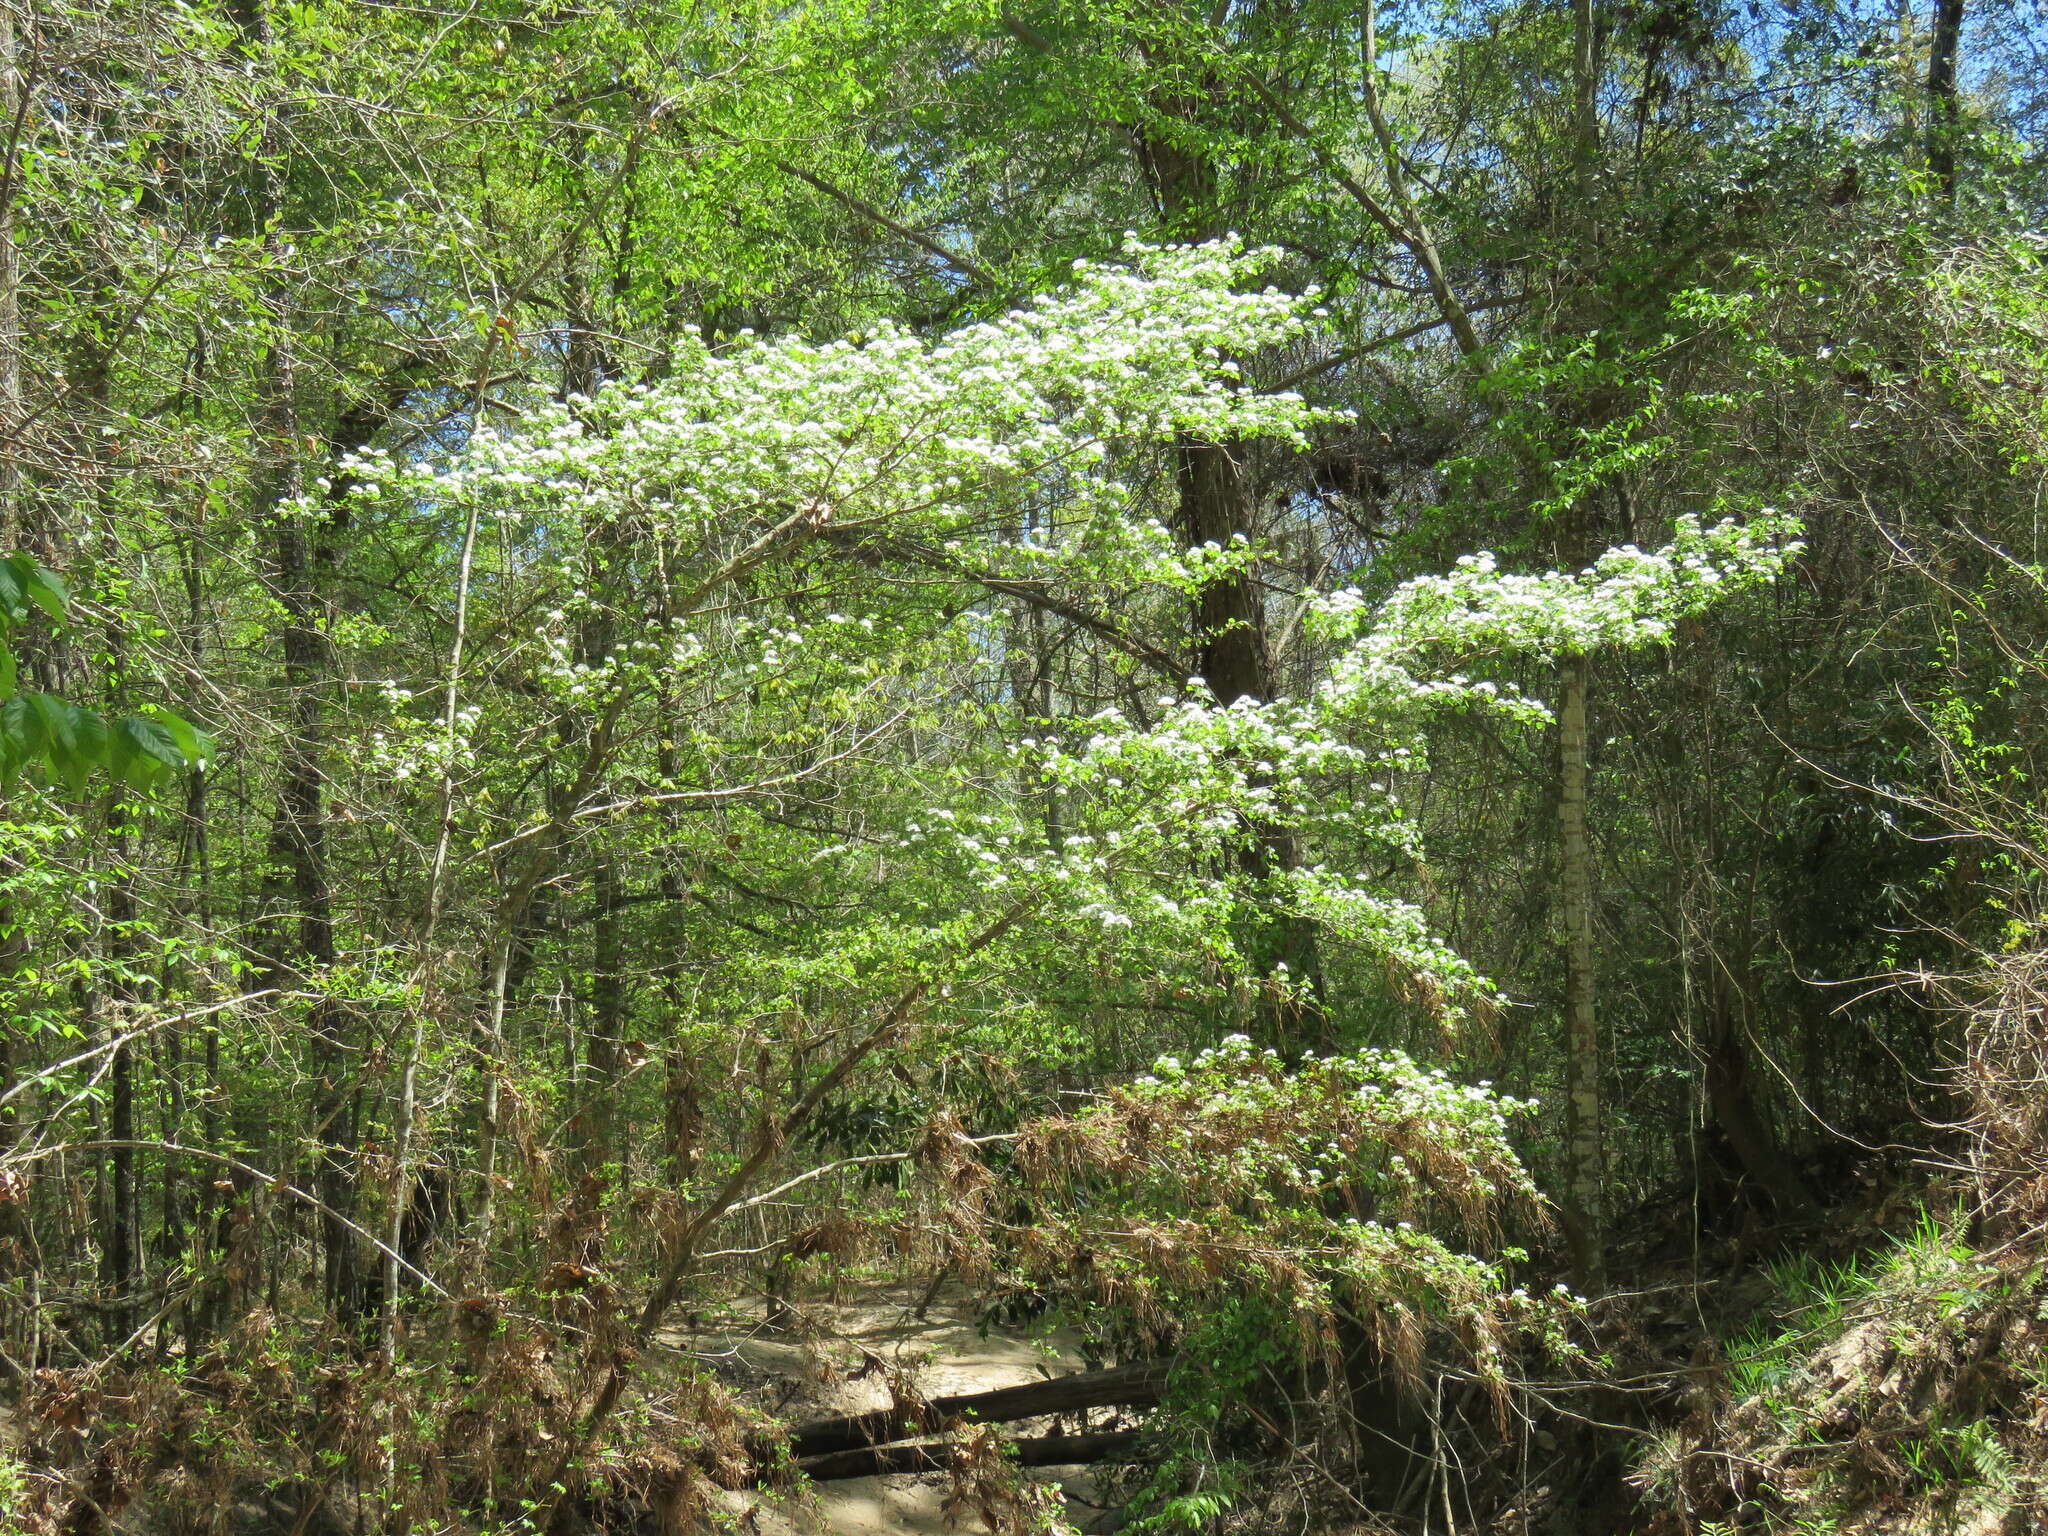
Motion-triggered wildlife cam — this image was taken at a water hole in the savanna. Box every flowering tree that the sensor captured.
[311,241,1806,1517]
[0,230,1805,1530]
[0,0,2037,1528]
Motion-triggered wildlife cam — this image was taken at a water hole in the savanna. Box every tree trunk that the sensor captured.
[0,3,22,1333]
[266,408,356,1319]
[0,0,20,551]
[105,1003,138,1344]
[562,279,626,1188]
[1139,81,1332,1053]
[101,771,147,1347]
[1672,628,1814,1219]
[785,1357,1173,1459]
[1554,0,1608,1300]
[798,1431,1142,1483]
[233,0,355,1322]
[1703,965,1816,1216]
[1557,652,1605,1292]
[1178,442,1268,710]
[1926,0,1965,194]
[578,849,624,1183]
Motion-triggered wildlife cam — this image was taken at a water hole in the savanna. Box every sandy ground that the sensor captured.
[667,1286,1121,1535]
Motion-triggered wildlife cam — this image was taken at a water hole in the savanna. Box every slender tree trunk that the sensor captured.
[67,236,140,1347]
[0,0,23,1346]
[1553,0,1608,1299]
[1926,0,1966,194]
[578,850,624,1184]
[1557,653,1605,1291]
[102,791,146,1347]
[105,1000,138,1345]
[1703,999,1813,1215]
[1676,638,1815,1218]
[0,866,23,1342]
[0,0,20,552]
[180,753,218,1355]
[233,0,354,1321]
[563,287,625,1189]
[271,426,357,1324]
[654,593,702,1188]
[1574,0,1600,180]
[472,940,511,1264]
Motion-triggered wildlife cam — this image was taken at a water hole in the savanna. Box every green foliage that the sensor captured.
[1119,1299,1273,1533]
[0,553,210,792]
[1,0,2044,1530]
[0,1444,22,1527]
[1722,1204,1991,1413]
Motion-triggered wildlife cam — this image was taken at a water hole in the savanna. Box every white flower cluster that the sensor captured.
[363,699,483,784]
[1315,510,1805,688]
[872,510,1802,1046]
[1281,873,1504,1023]
[332,240,1327,555]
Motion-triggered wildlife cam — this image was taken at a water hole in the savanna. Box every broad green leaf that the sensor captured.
[116,714,188,776]
[26,693,80,761]
[19,563,68,624]
[63,706,110,795]
[0,693,42,788]
[137,706,211,772]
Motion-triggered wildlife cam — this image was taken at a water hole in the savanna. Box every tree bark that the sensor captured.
[232,0,355,1321]
[1703,962,1816,1215]
[569,589,624,1187]
[560,276,627,1189]
[578,848,625,1183]
[1138,65,1333,1052]
[797,1430,1142,1483]
[0,0,20,550]
[1555,0,1608,1299]
[104,991,138,1343]
[1557,652,1605,1292]
[1670,629,1813,1219]
[785,1357,1173,1460]
[1926,0,1966,194]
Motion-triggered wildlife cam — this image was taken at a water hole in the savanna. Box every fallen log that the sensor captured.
[786,1356,1172,1459]
[799,1429,1143,1482]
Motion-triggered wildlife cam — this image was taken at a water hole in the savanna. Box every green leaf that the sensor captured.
[19,563,68,624]
[26,693,79,762]
[62,706,110,795]
[0,693,41,789]
[138,706,212,772]
[115,714,188,779]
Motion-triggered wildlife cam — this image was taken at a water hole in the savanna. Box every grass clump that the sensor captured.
[1635,1199,2048,1533]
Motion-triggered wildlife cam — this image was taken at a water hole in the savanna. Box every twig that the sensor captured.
[6,1140,447,1298]
[727,1132,1018,1214]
